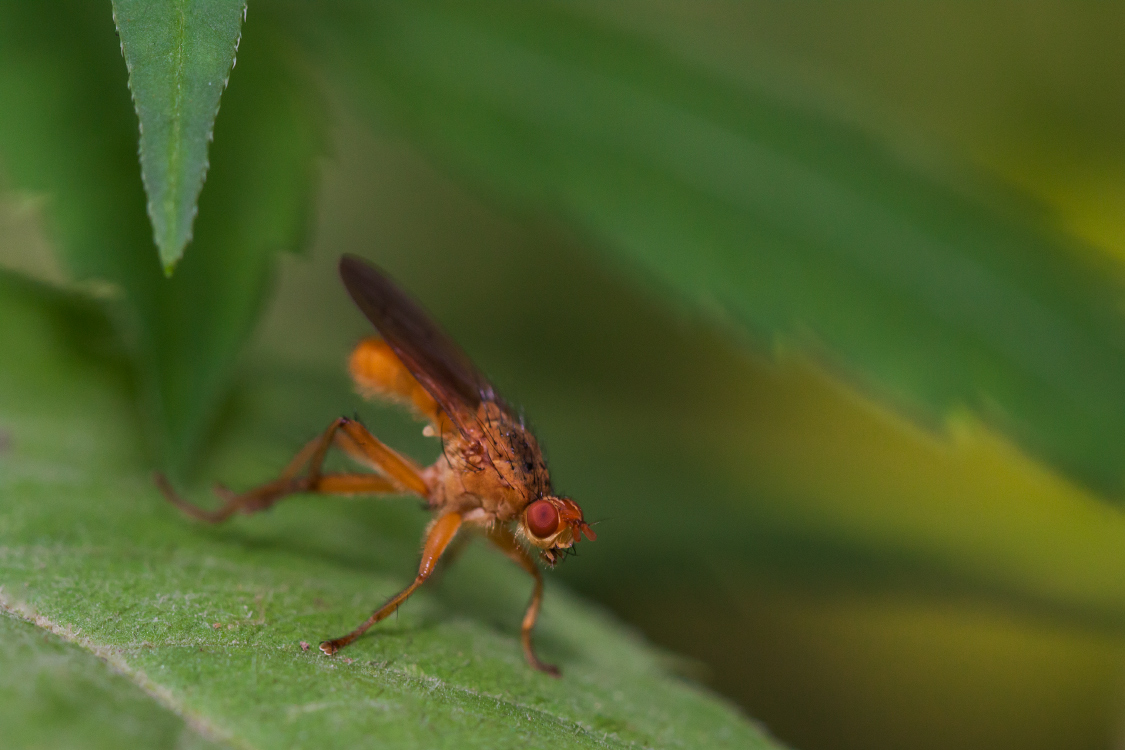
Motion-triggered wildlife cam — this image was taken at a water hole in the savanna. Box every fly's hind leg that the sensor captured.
[487,524,560,677]
[320,512,463,655]
[349,337,452,435]
[157,417,428,523]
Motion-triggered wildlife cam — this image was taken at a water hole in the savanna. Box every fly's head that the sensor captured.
[520,496,596,567]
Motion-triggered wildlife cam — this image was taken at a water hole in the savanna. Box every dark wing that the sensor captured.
[339,254,492,434]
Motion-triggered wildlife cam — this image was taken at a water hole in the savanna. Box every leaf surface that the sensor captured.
[0,610,224,750]
[111,0,247,271]
[0,272,778,749]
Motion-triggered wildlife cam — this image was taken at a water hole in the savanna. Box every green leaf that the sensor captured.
[246,127,1125,640]
[0,272,778,748]
[0,611,224,750]
[303,0,1125,498]
[0,0,326,474]
[111,0,247,272]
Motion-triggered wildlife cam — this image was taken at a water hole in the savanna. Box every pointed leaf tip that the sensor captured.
[111,0,247,271]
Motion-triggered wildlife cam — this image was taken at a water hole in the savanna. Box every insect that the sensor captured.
[158,254,595,676]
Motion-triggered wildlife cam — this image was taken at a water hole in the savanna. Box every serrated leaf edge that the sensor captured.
[110,1,248,275]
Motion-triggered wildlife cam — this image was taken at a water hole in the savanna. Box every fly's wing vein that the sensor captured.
[339,254,493,435]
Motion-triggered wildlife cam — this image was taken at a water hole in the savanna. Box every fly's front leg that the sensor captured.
[320,512,463,655]
[487,524,559,677]
[157,417,428,522]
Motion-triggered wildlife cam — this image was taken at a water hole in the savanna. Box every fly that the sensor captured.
[158,254,595,676]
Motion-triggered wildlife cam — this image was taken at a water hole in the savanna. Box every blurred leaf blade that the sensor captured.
[0,0,327,475]
[111,0,247,272]
[243,125,1125,747]
[305,0,1125,498]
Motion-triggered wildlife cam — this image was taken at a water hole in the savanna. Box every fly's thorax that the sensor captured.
[472,401,552,500]
[425,400,560,521]
[423,427,538,519]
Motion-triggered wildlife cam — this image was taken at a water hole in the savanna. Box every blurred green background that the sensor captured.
[3,2,1125,749]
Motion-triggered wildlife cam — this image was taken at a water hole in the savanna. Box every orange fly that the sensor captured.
[158,254,595,676]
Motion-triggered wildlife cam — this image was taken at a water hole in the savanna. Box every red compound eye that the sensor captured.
[526,500,561,539]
